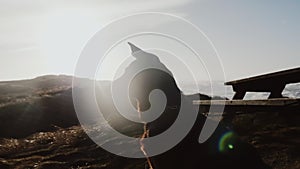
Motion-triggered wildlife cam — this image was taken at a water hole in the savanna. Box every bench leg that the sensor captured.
[269,91,283,98]
[268,85,285,99]
[233,91,246,100]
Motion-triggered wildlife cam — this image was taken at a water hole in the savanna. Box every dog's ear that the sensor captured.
[128,42,143,58]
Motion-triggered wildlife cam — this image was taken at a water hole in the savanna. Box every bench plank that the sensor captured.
[193,98,300,106]
[225,67,300,86]
[193,98,300,115]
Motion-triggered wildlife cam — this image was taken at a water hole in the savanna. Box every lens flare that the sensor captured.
[218,131,236,153]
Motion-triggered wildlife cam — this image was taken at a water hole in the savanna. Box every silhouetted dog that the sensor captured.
[105,43,271,169]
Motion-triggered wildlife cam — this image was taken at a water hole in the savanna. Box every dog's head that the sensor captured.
[115,42,181,112]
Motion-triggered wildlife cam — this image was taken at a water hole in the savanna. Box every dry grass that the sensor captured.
[0,126,145,169]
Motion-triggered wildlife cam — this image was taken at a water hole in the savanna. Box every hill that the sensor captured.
[0,75,299,169]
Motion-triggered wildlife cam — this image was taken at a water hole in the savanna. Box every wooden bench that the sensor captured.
[226,67,300,99]
[193,67,300,116]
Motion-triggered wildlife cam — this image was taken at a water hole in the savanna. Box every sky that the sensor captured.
[0,0,299,82]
